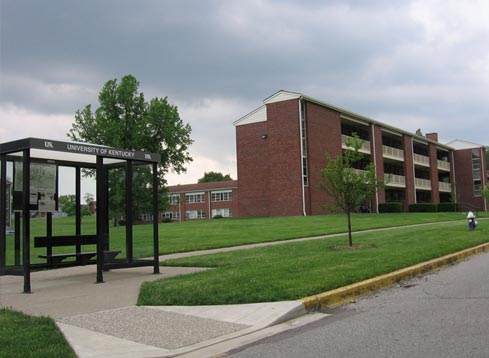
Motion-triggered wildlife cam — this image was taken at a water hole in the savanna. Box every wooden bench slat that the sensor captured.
[34,235,97,247]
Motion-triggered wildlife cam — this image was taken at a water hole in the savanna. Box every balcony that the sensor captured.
[415,178,431,190]
[413,153,430,167]
[439,182,452,192]
[383,145,404,161]
[385,174,406,188]
[437,160,450,171]
[342,135,370,154]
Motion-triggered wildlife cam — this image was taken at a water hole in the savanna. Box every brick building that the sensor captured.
[169,90,487,220]
[166,180,238,221]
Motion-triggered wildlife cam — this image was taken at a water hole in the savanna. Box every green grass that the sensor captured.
[4,211,487,266]
[0,308,76,358]
[138,220,489,306]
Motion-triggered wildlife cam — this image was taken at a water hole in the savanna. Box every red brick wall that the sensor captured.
[429,143,440,203]
[304,101,342,215]
[371,124,385,210]
[453,148,485,211]
[266,99,303,216]
[403,135,415,209]
[236,121,270,216]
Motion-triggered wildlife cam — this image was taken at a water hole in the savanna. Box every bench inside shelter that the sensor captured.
[34,235,121,268]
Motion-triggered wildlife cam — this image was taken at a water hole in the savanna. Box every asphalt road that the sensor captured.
[226,251,489,358]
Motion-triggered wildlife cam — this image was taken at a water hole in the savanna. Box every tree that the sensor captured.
[68,75,193,223]
[483,186,489,203]
[58,195,76,216]
[198,171,232,183]
[84,193,94,205]
[319,135,383,247]
[415,129,424,137]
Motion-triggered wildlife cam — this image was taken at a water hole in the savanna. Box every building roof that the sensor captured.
[445,139,487,150]
[168,180,238,193]
[234,90,454,150]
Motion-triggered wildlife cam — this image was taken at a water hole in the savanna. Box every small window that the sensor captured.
[211,190,232,202]
[212,208,232,218]
[185,209,205,219]
[185,193,205,203]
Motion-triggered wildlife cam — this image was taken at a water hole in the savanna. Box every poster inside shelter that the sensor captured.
[14,162,57,211]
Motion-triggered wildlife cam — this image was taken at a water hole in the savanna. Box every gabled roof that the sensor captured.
[234,90,454,150]
[168,180,238,193]
[446,140,486,150]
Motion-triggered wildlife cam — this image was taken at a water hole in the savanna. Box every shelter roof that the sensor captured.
[0,138,160,164]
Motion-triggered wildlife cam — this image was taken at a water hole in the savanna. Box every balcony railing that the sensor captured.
[385,174,406,187]
[342,135,371,154]
[437,160,450,171]
[439,182,452,192]
[413,153,430,166]
[383,145,404,161]
[415,178,431,190]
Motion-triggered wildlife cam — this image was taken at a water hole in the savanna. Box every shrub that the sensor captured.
[162,217,173,223]
[213,215,223,219]
[409,203,438,212]
[379,202,403,213]
[437,203,459,212]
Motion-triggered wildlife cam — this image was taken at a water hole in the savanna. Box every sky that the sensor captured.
[1,0,488,195]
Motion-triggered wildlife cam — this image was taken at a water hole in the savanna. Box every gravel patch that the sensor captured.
[59,306,250,350]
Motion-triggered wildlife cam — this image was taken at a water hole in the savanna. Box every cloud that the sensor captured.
[0,104,73,143]
[1,0,489,189]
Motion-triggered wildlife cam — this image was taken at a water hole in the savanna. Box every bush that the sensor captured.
[409,203,438,212]
[379,202,403,213]
[437,203,459,212]
[213,215,223,219]
[162,217,173,223]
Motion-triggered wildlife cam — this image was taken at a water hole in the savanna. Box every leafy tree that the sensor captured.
[83,193,94,205]
[68,75,193,224]
[319,135,383,247]
[415,129,424,136]
[198,171,232,183]
[58,195,76,216]
[483,186,489,203]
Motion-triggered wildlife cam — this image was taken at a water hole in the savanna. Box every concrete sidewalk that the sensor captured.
[1,264,325,358]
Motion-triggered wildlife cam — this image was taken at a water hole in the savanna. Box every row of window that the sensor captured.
[163,208,233,220]
[169,190,233,204]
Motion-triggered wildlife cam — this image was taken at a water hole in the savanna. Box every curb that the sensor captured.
[299,242,489,311]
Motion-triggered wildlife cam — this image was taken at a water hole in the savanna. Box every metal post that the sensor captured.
[0,154,6,274]
[104,167,110,251]
[125,161,133,263]
[22,149,31,293]
[75,167,81,254]
[95,156,104,283]
[46,212,52,266]
[152,163,159,274]
[14,212,20,266]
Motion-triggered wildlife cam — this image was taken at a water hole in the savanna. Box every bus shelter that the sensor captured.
[0,138,160,293]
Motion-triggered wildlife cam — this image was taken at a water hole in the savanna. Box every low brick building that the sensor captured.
[166,180,238,221]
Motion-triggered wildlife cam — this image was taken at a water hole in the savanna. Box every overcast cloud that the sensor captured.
[1,0,488,188]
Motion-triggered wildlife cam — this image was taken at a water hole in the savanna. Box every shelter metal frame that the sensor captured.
[0,138,161,293]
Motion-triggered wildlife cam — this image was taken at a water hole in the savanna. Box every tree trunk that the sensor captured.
[347,209,353,247]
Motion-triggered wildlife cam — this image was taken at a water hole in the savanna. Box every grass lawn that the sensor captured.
[4,211,488,266]
[138,220,489,306]
[0,308,76,358]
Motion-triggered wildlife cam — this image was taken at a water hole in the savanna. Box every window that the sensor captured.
[211,190,232,202]
[169,194,179,205]
[212,208,233,218]
[139,213,154,221]
[300,100,309,186]
[163,211,180,220]
[185,209,205,219]
[185,192,205,203]
[472,149,482,196]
